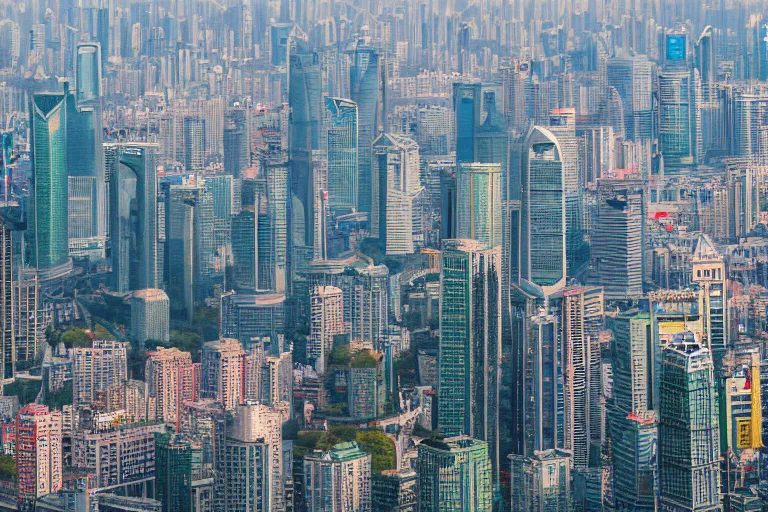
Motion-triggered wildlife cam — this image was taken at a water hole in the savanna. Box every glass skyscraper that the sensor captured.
[456,162,502,250]
[349,43,381,218]
[521,126,566,292]
[325,97,358,214]
[29,91,69,272]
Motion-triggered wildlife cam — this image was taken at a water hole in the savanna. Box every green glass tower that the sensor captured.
[417,436,492,512]
[659,334,720,512]
[156,433,192,512]
[29,91,69,272]
[438,240,502,474]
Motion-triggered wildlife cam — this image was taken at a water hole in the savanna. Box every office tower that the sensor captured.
[14,276,40,365]
[14,405,62,512]
[510,449,572,512]
[183,117,206,171]
[224,107,249,177]
[732,90,768,160]
[608,310,657,512]
[371,133,420,254]
[130,288,170,344]
[72,340,128,409]
[521,126,566,293]
[289,41,322,249]
[591,190,645,299]
[348,264,389,349]
[220,403,285,511]
[347,351,385,419]
[164,177,216,320]
[349,43,382,218]
[109,143,159,292]
[66,76,105,259]
[691,235,727,366]
[72,422,165,495]
[206,174,241,252]
[156,434,193,512]
[201,338,245,411]
[438,240,501,472]
[473,87,508,175]
[606,55,654,140]
[262,351,293,409]
[417,436,492,512]
[231,207,259,291]
[219,292,286,348]
[308,285,344,375]
[562,286,604,470]
[0,212,14,381]
[262,157,289,293]
[453,83,483,164]
[659,335,720,512]
[727,159,761,242]
[455,163,501,249]
[304,441,372,512]
[145,347,196,424]
[29,91,70,273]
[325,97,358,214]
[372,469,417,512]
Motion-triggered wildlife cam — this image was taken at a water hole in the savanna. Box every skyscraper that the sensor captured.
[349,43,382,218]
[14,405,62,512]
[75,42,101,105]
[453,83,482,164]
[224,107,249,178]
[591,189,644,299]
[156,434,192,512]
[606,55,654,140]
[417,436,492,512]
[455,162,502,249]
[521,126,566,292]
[659,335,721,512]
[145,347,197,424]
[371,133,420,254]
[130,288,170,344]
[562,286,604,470]
[438,240,501,472]
[510,449,572,512]
[691,234,727,366]
[200,338,245,411]
[109,143,159,292]
[72,340,128,409]
[308,285,344,375]
[0,211,14,381]
[29,91,70,273]
[304,441,372,512]
[325,97,358,214]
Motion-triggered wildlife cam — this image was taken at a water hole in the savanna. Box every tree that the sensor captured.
[356,430,396,473]
[169,331,203,362]
[0,455,16,481]
[60,328,92,349]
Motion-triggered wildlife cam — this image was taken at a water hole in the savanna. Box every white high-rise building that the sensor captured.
[130,288,170,343]
[309,286,344,375]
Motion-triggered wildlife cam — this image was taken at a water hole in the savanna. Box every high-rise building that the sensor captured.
[220,403,285,512]
[438,240,501,472]
[109,143,159,292]
[130,288,170,344]
[591,189,645,299]
[726,159,761,242]
[206,173,241,252]
[691,234,727,366]
[14,405,62,511]
[219,291,286,348]
[75,42,101,105]
[156,434,193,512]
[371,133,420,254]
[562,286,604,470]
[201,338,245,411]
[349,43,382,218]
[455,162,501,249]
[347,350,385,419]
[606,55,654,140]
[304,441,372,512]
[372,469,417,512]
[658,335,721,512]
[521,126,566,293]
[608,310,657,512]
[224,107,249,178]
[417,436,492,512]
[0,211,15,381]
[325,97,358,214]
[145,347,197,424]
[308,285,344,375]
[72,340,128,409]
[29,90,70,274]
[347,264,389,350]
[510,449,572,512]
[453,83,483,164]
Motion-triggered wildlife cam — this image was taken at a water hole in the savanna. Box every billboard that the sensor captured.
[666,34,686,62]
